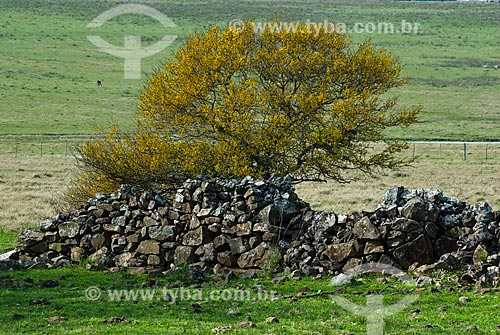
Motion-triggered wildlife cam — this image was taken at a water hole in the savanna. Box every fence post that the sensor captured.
[485,144,488,161]
[15,139,19,158]
[463,143,466,160]
[65,140,68,157]
[40,141,43,156]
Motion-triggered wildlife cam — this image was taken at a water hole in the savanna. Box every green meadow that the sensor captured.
[1,267,499,335]
[0,0,499,140]
[1,2,500,333]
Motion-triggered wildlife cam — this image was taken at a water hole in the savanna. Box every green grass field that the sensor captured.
[1,1,500,333]
[1,0,499,140]
[1,267,498,335]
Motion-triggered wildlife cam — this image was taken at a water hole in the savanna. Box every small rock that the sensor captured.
[290,269,301,279]
[224,270,235,283]
[467,325,479,333]
[459,296,470,304]
[271,276,287,285]
[416,276,432,287]
[376,278,388,284]
[437,306,448,312]
[29,299,51,306]
[265,316,279,323]
[39,279,59,288]
[101,317,132,324]
[236,320,256,328]
[47,316,68,323]
[228,309,241,316]
[331,273,354,286]
[11,314,24,321]
[212,326,231,334]
[189,303,202,313]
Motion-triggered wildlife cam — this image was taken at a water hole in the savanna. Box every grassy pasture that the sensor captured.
[1,2,500,333]
[0,0,499,139]
[0,266,499,335]
[2,143,500,234]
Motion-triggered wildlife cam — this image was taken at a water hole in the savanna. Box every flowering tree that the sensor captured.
[73,22,419,201]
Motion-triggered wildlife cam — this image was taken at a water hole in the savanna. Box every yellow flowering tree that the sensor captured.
[73,22,418,201]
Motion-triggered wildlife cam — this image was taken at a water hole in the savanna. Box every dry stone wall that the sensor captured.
[7,176,500,285]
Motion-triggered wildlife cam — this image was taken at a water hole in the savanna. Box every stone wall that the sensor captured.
[8,176,500,284]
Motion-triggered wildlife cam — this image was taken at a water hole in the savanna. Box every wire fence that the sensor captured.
[407,141,500,161]
[0,135,96,157]
[1,136,500,161]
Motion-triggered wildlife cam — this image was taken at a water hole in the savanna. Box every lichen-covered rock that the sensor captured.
[237,243,270,268]
[174,245,194,265]
[353,217,380,240]
[324,240,362,263]
[137,240,160,255]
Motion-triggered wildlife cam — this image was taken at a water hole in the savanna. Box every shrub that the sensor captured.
[71,21,419,203]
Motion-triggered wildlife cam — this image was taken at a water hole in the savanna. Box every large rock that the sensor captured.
[229,237,250,254]
[149,226,176,242]
[392,218,424,235]
[401,197,428,222]
[393,234,433,268]
[115,252,141,267]
[237,243,270,268]
[0,250,17,261]
[306,211,340,241]
[195,243,216,263]
[256,198,300,227]
[324,240,362,263]
[182,226,207,246]
[58,221,80,238]
[236,222,252,236]
[39,219,56,232]
[473,244,489,269]
[88,247,113,268]
[217,251,236,267]
[71,247,84,263]
[30,241,48,254]
[136,240,160,255]
[213,235,231,251]
[91,233,106,251]
[364,241,385,254]
[174,246,194,265]
[111,216,127,227]
[353,217,380,240]
[18,229,45,247]
[382,186,406,206]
